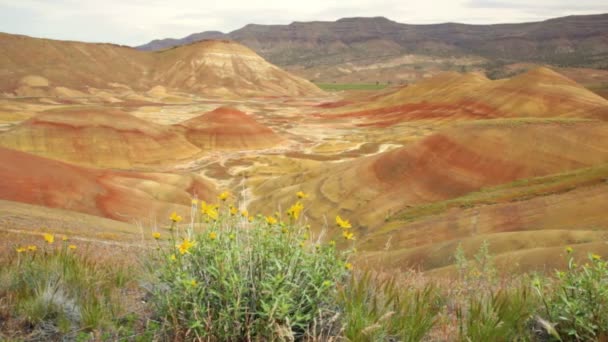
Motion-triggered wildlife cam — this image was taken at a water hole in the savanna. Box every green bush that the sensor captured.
[535,249,608,341]
[147,196,353,340]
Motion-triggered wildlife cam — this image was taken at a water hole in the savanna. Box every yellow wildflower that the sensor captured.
[248,216,254,222]
[169,254,177,261]
[266,216,277,225]
[565,246,573,254]
[345,262,353,270]
[296,191,308,199]
[152,232,161,239]
[201,201,219,220]
[68,245,77,250]
[62,236,68,241]
[16,247,26,253]
[299,242,305,248]
[169,212,182,223]
[230,206,238,216]
[336,215,352,229]
[329,240,336,247]
[187,279,198,287]
[241,210,248,218]
[177,238,196,255]
[286,201,304,220]
[592,253,601,261]
[342,231,356,240]
[43,233,54,244]
[27,245,37,252]
[208,232,218,240]
[218,191,230,201]
[281,227,288,234]
[191,199,198,205]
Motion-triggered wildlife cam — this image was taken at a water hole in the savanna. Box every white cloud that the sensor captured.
[0,0,606,46]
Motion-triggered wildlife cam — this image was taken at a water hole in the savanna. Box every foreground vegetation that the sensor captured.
[1,192,607,341]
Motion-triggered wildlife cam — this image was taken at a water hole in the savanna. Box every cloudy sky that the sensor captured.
[1,0,607,46]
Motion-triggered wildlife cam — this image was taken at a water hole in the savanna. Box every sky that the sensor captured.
[1,0,607,46]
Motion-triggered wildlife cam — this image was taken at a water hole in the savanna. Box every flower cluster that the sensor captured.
[15,233,77,254]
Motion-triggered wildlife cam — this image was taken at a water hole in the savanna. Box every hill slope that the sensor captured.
[326,68,608,126]
[0,147,217,223]
[250,121,608,232]
[0,108,202,168]
[0,33,322,97]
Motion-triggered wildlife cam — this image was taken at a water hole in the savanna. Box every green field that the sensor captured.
[315,83,388,91]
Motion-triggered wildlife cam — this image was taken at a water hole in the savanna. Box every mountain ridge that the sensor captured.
[136,13,608,82]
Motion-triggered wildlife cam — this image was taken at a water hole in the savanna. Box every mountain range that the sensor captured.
[137,14,608,83]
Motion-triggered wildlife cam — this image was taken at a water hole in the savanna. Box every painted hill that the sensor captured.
[360,171,608,273]
[0,33,323,97]
[150,40,322,96]
[0,108,201,168]
[137,14,608,74]
[0,147,217,223]
[176,107,283,150]
[328,68,608,126]
[250,120,608,233]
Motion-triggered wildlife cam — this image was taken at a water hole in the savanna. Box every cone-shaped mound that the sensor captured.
[177,106,283,150]
[152,40,323,97]
[0,108,201,168]
[0,147,217,222]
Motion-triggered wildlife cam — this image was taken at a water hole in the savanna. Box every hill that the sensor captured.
[0,108,202,168]
[0,33,323,97]
[249,120,608,232]
[176,107,283,150]
[0,147,217,223]
[325,68,608,126]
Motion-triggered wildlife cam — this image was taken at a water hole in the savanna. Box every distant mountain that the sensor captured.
[137,14,608,81]
[140,31,227,52]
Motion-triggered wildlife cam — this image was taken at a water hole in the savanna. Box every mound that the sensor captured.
[332,68,608,125]
[0,147,217,223]
[0,108,201,168]
[250,121,608,231]
[0,33,323,97]
[177,107,283,150]
[151,40,323,97]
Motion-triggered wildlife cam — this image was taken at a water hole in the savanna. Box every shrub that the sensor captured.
[146,195,353,340]
[534,249,608,341]
[454,240,497,292]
